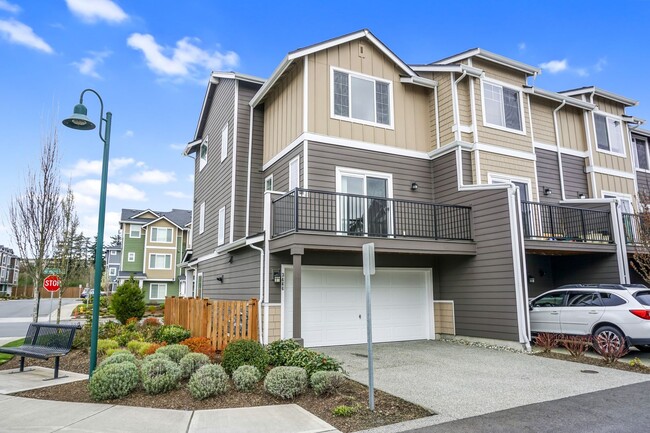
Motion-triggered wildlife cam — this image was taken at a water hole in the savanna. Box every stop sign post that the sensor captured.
[43,275,60,323]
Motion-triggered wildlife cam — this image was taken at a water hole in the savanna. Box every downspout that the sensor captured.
[434,85,441,149]
[249,244,265,344]
[552,100,567,200]
[469,76,480,184]
[586,90,598,197]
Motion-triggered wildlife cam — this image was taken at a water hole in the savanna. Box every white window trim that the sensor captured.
[199,136,208,171]
[199,202,205,234]
[487,173,533,199]
[480,78,527,136]
[196,272,203,298]
[129,225,141,238]
[110,250,117,256]
[633,136,649,171]
[602,191,634,213]
[150,227,174,243]
[593,112,627,157]
[108,267,117,276]
[289,156,300,192]
[127,252,136,262]
[221,123,228,163]
[329,66,395,130]
[148,253,172,270]
[265,174,274,192]
[149,283,167,300]
[217,206,226,246]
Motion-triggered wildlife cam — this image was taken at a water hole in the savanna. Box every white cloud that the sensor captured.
[63,157,137,178]
[79,211,121,242]
[124,130,134,138]
[0,0,20,13]
[135,161,146,168]
[65,0,128,24]
[131,169,177,184]
[165,191,192,199]
[539,59,568,74]
[187,174,194,182]
[169,143,186,150]
[127,33,239,81]
[594,58,607,73]
[73,50,111,78]
[0,19,53,53]
[73,178,147,201]
[518,42,526,51]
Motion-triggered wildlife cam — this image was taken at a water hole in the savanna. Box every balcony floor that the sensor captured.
[524,239,616,254]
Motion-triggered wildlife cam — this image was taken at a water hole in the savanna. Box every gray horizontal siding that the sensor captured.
[637,170,650,196]
[552,253,619,286]
[562,154,589,200]
[535,149,561,203]
[265,143,304,193]
[248,106,265,235]
[199,247,261,301]
[462,150,473,185]
[431,151,460,203]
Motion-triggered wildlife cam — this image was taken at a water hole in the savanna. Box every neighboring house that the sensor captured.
[118,209,192,303]
[105,244,121,293]
[182,29,648,349]
[0,246,19,296]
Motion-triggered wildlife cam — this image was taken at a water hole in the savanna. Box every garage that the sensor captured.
[282,266,434,347]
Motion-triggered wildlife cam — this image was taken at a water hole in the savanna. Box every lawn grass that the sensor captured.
[0,339,25,365]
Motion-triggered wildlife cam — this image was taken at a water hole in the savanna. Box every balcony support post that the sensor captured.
[291,246,304,347]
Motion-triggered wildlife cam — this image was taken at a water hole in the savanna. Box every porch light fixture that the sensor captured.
[216,275,224,283]
[578,192,587,199]
[273,271,281,284]
[411,182,419,191]
[544,187,552,196]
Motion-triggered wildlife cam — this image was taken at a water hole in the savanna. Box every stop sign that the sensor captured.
[43,275,61,292]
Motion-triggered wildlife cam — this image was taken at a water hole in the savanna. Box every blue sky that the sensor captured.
[1,0,649,250]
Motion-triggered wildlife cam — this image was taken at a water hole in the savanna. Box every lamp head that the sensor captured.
[62,103,96,130]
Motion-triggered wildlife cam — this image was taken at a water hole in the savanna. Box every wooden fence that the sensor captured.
[164,297,259,351]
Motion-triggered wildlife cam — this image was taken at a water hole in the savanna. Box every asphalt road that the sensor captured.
[407,381,650,433]
[0,298,80,338]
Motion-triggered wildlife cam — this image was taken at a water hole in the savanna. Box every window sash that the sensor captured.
[265,175,274,191]
[217,207,225,246]
[332,69,391,126]
[149,254,171,269]
[289,157,299,191]
[595,114,610,150]
[127,252,135,262]
[607,117,624,154]
[150,283,167,300]
[129,225,141,238]
[109,268,116,276]
[483,82,522,131]
[151,227,173,243]
[636,138,649,170]
[221,124,228,162]
[199,203,205,234]
[199,137,208,170]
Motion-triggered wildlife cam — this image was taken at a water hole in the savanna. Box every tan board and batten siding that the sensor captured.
[433,73,456,147]
[307,38,431,152]
[145,220,178,280]
[557,106,588,152]
[595,174,635,197]
[530,96,556,145]
[479,152,538,201]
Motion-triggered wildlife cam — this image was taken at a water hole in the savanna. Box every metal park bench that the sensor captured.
[0,322,79,380]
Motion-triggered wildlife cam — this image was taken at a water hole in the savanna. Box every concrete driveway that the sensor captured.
[320,340,650,426]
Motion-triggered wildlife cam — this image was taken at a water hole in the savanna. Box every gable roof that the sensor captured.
[121,208,192,228]
[432,48,540,76]
[249,29,418,108]
[559,86,638,107]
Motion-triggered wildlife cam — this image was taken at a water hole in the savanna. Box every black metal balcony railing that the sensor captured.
[623,213,642,245]
[521,201,613,244]
[272,188,472,241]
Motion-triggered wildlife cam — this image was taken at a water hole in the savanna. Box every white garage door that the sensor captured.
[283,266,433,347]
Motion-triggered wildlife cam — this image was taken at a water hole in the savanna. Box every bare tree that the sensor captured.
[9,123,63,322]
[631,190,650,283]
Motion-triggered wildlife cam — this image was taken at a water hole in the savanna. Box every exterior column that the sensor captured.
[291,246,304,346]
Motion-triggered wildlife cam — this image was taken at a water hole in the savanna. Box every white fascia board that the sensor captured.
[246,234,265,245]
[623,115,646,125]
[434,48,540,75]
[410,64,484,78]
[633,128,650,137]
[215,237,247,254]
[400,76,438,89]
[561,87,638,107]
[211,71,266,85]
[130,209,158,219]
[526,87,595,110]
[183,138,202,156]
[141,216,183,230]
[250,56,291,108]
[428,141,472,159]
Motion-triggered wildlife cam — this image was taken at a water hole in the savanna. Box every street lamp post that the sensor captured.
[62,89,112,376]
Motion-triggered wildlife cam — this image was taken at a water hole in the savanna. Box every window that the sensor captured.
[603,193,633,214]
[598,292,626,307]
[108,267,117,277]
[110,250,117,256]
[127,252,135,262]
[199,202,205,234]
[332,69,392,127]
[149,283,167,300]
[634,136,649,170]
[199,136,208,171]
[196,273,203,297]
[265,174,274,192]
[483,81,522,132]
[150,227,173,243]
[129,225,141,238]
[567,292,600,307]
[336,168,392,236]
[532,292,566,308]
[221,124,228,162]
[289,156,299,191]
[634,291,650,306]
[149,254,171,269]
[218,206,226,246]
[595,114,624,154]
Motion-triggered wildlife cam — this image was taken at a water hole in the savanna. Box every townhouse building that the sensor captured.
[182,29,646,349]
[118,208,192,303]
[0,245,19,296]
[105,244,121,293]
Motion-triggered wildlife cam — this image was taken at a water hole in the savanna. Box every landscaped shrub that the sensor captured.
[143,342,166,355]
[264,366,308,399]
[332,405,358,417]
[72,324,91,349]
[111,276,146,325]
[188,364,229,400]
[561,335,592,358]
[155,325,191,345]
[222,339,269,376]
[310,371,346,395]
[598,341,630,364]
[143,317,161,327]
[112,330,144,347]
[105,348,131,357]
[127,340,153,357]
[97,339,119,356]
[156,344,190,363]
[534,333,561,353]
[98,351,137,368]
[266,339,301,366]
[232,365,262,391]
[98,321,123,339]
[287,348,342,376]
[180,337,215,359]
[142,352,172,364]
[179,352,210,379]
[89,362,139,401]
[140,357,182,394]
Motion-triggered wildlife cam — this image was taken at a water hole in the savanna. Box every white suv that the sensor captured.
[529,284,650,352]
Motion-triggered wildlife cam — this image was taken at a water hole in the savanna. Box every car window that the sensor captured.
[567,292,600,307]
[598,292,626,307]
[634,290,650,306]
[532,292,566,308]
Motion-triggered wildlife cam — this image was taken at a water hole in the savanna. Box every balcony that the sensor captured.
[521,201,613,248]
[271,189,472,252]
[623,213,643,245]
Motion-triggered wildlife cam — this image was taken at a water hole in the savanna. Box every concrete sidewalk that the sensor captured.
[0,395,340,433]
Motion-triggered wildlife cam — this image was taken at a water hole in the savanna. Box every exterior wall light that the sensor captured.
[411,182,419,191]
[544,187,552,196]
[578,193,587,199]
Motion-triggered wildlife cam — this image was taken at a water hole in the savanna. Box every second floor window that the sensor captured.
[634,136,649,170]
[199,202,205,234]
[150,227,173,243]
[595,114,624,155]
[221,124,228,162]
[289,156,299,191]
[218,206,226,246]
[149,253,171,269]
[199,136,208,171]
[109,268,117,276]
[332,69,392,127]
[483,82,522,132]
[129,225,141,238]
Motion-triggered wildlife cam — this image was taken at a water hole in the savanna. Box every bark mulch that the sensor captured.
[0,350,433,433]
[534,350,650,374]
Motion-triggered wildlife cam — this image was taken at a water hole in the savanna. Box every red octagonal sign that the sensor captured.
[43,275,61,293]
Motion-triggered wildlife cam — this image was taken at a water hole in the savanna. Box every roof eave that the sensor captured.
[525,86,596,110]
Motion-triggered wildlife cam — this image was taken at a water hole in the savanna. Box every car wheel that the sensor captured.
[593,326,627,355]
[635,345,650,352]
